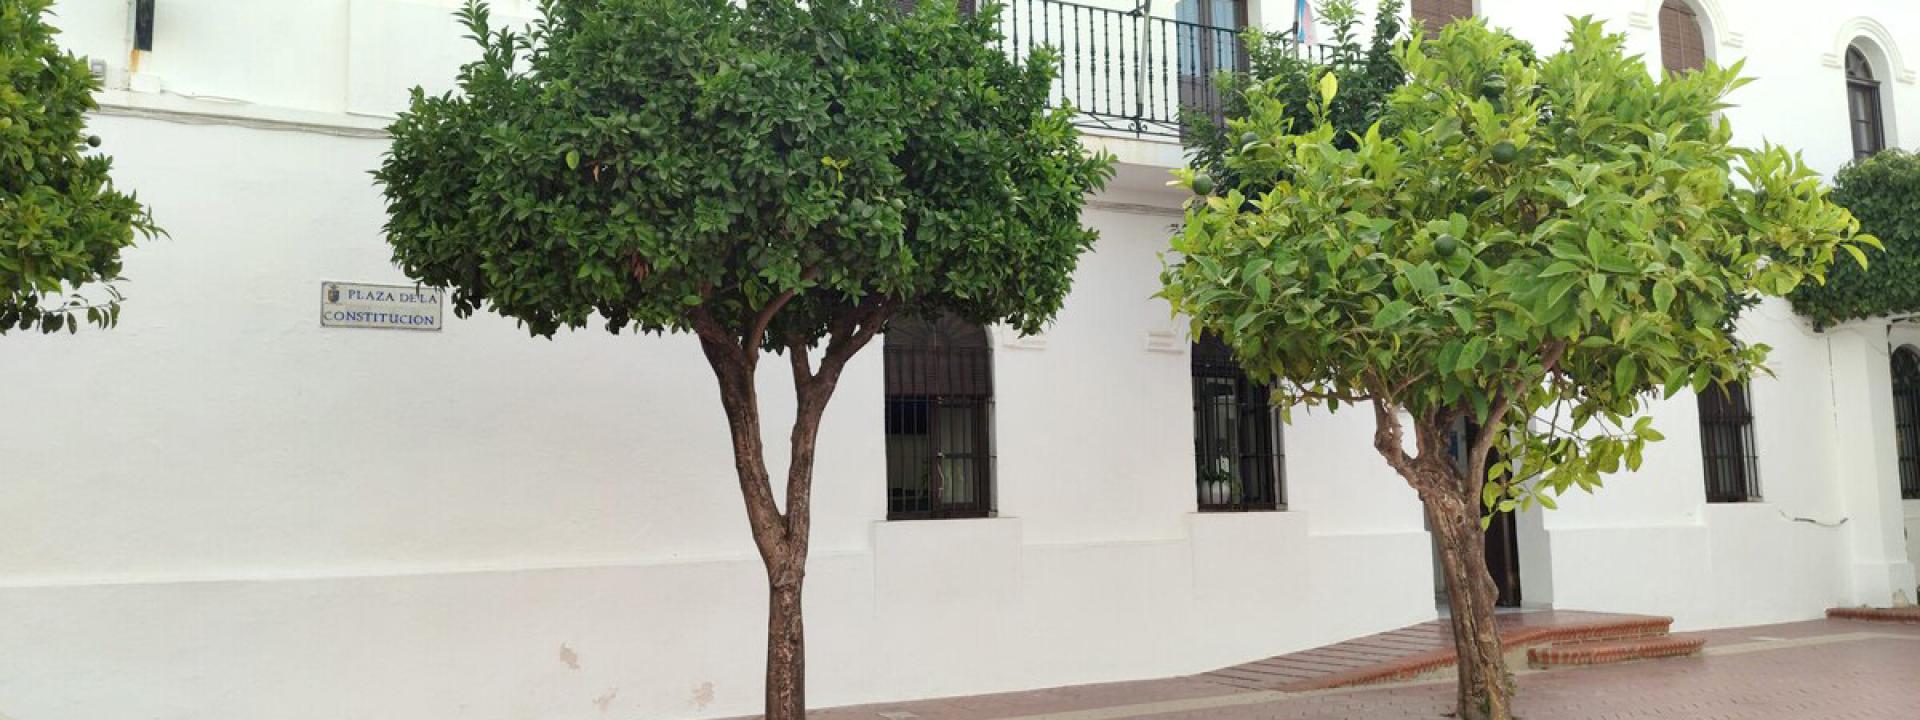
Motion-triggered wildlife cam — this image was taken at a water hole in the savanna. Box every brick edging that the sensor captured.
[1276,616,1676,691]
[1826,607,1920,624]
[1526,635,1707,668]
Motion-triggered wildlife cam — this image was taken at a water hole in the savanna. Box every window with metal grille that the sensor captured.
[1658,0,1706,74]
[1410,0,1474,35]
[1698,381,1760,503]
[884,314,994,520]
[1846,46,1887,160]
[1892,347,1920,500]
[1191,333,1284,511]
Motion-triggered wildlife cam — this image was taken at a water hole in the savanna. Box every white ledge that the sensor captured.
[92,89,392,138]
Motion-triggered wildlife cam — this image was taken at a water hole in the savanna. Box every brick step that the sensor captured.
[1204,612,1685,692]
[1519,616,1674,647]
[1827,607,1920,624]
[1526,633,1706,669]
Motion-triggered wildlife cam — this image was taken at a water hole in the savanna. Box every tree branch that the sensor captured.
[694,323,786,567]
[744,268,818,356]
[1467,339,1570,503]
[817,296,893,382]
[1295,387,1374,403]
[690,306,750,370]
[786,333,814,388]
[744,289,799,354]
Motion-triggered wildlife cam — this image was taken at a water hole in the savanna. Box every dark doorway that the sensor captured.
[1433,418,1523,608]
[1483,497,1522,607]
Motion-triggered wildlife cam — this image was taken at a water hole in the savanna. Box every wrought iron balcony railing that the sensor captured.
[986,0,1326,139]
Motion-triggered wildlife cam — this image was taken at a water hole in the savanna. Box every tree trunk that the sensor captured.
[1427,492,1513,720]
[765,572,806,719]
[693,302,887,720]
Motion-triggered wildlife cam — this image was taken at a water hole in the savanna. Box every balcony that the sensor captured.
[986,0,1324,139]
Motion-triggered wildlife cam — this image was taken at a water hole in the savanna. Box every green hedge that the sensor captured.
[1790,150,1920,328]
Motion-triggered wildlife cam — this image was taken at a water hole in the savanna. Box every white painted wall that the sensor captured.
[0,106,1434,718]
[10,0,1919,717]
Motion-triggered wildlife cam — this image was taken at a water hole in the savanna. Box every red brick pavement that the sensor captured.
[805,618,1920,720]
[1203,610,1674,691]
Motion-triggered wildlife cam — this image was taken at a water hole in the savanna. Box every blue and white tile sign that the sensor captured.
[320,281,443,331]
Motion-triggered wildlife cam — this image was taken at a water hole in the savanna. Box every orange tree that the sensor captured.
[0,0,158,333]
[374,1,1111,717]
[1161,19,1866,720]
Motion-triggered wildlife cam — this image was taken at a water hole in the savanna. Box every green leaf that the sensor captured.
[1653,280,1675,313]
[1613,357,1637,395]
[1842,242,1868,269]
[1539,261,1582,277]
[565,150,581,170]
[1373,300,1414,329]
[1457,336,1487,371]
[1408,263,1439,295]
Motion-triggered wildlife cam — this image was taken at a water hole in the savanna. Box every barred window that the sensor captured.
[884,314,994,520]
[1191,333,1284,511]
[1699,381,1760,503]
[1846,46,1887,160]
[1892,347,1920,500]
[1658,0,1706,74]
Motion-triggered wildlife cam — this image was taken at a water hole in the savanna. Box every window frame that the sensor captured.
[883,314,996,521]
[1698,381,1762,503]
[1190,333,1286,512]
[1657,0,1708,75]
[1846,46,1888,160]
[1892,346,1920,500]
[1410,0,1475,36]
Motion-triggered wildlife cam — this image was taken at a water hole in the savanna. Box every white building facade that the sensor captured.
[6,1,1917,718]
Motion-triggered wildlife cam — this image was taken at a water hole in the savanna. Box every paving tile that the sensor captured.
[801,618,1920,720]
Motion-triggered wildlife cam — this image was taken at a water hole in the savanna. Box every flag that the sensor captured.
[1296,0,1317,45]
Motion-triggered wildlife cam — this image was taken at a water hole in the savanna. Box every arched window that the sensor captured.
[1699,380,1760,502]
[1191,333,1284,511]
[1658,0,1707,74]
[883,313,994,520]
[1847,46,1887,160]
[1892,347,1920,499]
[1411,0,1474,36]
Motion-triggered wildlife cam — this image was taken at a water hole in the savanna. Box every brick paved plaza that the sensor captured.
[808,618,1920,720]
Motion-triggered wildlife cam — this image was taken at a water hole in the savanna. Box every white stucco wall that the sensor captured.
[0,107,1435,718]
[9,0,1920,717]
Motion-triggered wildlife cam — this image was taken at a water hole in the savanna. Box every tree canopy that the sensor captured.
[1164,18,1866,508]
[1789,150,1920,328]
[377,0,1112,347]
[0,0,158,334]
[377,2,1112,717]
[1160,18,1867,719]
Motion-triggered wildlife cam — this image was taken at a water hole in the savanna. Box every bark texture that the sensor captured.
[691,298,890,720]
[1371,397,1514,720]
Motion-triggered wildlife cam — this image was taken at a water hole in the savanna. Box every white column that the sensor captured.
[1826,323,1919,607]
